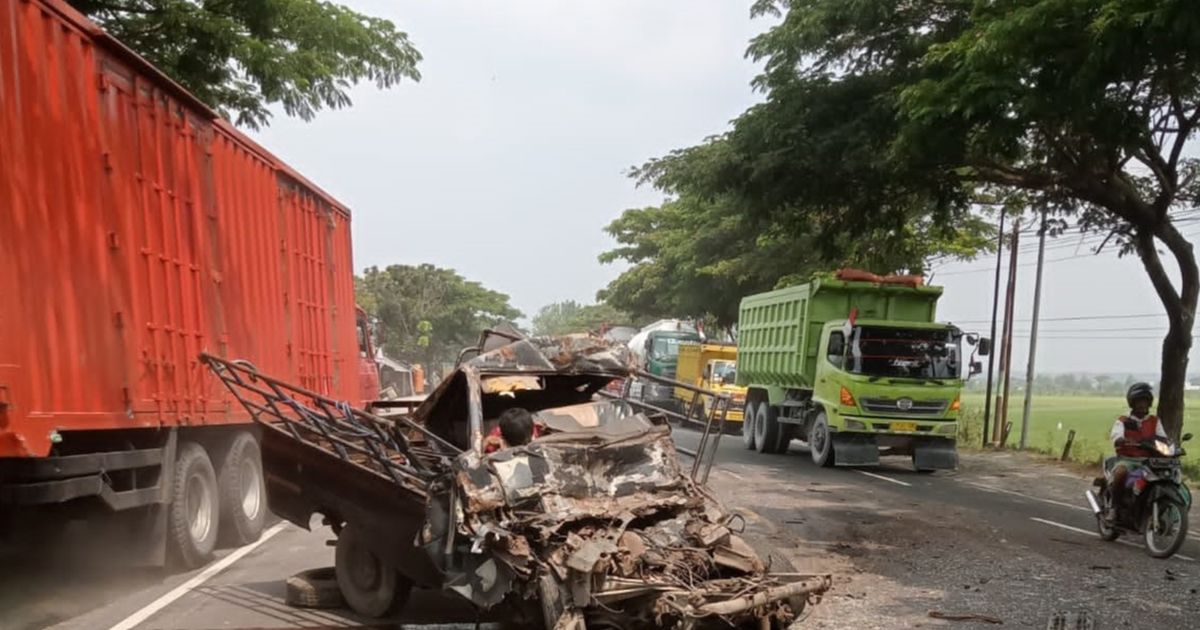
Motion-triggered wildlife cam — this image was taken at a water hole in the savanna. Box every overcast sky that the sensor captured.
[252,1,1196,376]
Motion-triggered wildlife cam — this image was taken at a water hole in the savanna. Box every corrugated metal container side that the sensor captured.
[0,0,361,458]
[737,279,943,389]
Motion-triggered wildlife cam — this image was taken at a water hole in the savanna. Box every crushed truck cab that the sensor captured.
[737,270,986,471]
[204,331,829,629]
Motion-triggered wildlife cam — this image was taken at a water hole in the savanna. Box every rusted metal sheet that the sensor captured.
[0,0,363,457]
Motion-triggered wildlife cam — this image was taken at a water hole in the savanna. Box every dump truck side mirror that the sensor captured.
[977,337,992,356]
[969,361,983,377]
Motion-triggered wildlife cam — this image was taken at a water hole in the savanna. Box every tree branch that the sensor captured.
[1134,229,1184,315]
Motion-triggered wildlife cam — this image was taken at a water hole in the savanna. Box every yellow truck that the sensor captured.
[674,342,747,429]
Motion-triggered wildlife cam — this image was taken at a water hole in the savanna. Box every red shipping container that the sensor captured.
[0,0,366,459]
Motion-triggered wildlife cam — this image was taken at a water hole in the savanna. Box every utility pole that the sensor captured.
[993,220,1020,446]
[981,212,1006,448]
[1019,210,1048,449]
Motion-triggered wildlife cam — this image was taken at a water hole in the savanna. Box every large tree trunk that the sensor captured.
[1137,223,1199,439]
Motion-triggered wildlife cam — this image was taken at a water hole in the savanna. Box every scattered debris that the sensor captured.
[928,610,1004,624]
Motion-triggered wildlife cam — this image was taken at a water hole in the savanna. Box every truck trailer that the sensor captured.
[736,270,987,471]
[0,0,378,567]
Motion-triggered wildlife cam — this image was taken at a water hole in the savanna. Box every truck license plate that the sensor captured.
[890,422,918,432]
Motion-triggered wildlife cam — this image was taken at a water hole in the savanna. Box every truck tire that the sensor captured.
[808,412,835,467]
[168,441,220,569]
[754,404,782,454]
[742,401,758,450]
[335,523,412,618]
[286,567,345,609]
[217,431,267,546]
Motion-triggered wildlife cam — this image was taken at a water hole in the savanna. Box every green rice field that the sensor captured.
[958,393,1200,478]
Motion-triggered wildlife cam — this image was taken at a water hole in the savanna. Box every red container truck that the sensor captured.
[0,0,379,567]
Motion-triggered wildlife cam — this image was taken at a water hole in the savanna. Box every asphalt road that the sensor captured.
[4,425,1197,630]
[672,425,1199,628]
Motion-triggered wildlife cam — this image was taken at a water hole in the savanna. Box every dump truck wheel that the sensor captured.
[335,523,412,618]
[168,442,220,569]
[754,404,781,454]
[809,412,835,467]
[217,431,266,546]
[286,567,345,609]
[742,401,758,450]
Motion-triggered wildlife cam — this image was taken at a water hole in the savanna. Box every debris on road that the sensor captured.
[928,610,1004,624]
[204,331,831,629]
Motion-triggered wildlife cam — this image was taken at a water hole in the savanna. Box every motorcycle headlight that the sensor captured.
[1155,440,1172,456]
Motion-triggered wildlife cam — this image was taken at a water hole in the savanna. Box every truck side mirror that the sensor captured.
[1184,433,1193,443]
[969,361,983,377]
[703,364,712,380]
[978,337,992,356]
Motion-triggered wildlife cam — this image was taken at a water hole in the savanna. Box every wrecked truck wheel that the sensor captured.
[746,539,809,625]
[754,404,781,455]
[335,523,412,617]
[217,431,266,546]
[808,412,835,468]
[286,567,345,609]
[168,442,220,569]
[742,401,758,450]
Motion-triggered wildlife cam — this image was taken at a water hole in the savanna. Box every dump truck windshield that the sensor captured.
[843,326,960,379]
[710,360,736,383]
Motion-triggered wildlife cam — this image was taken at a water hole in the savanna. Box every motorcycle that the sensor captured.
[1085,433,1193,559]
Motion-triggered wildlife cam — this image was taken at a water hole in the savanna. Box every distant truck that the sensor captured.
[626,320,702,413]
[674,343,747,429]
[0,1,379,568]
[736,270,988,471]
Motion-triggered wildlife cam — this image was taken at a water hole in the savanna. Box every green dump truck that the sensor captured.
[736,270,988,471]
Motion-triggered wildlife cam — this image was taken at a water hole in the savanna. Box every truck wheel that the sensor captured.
[168,442,220,569]
[808,412,835,467]
[217,432,267,546]
[335,523,412,618]
[754,404,781,454]
[742,401,758,450]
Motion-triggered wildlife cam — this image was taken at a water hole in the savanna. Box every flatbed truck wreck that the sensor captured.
[0,0,379,567]
[203,331,830,629]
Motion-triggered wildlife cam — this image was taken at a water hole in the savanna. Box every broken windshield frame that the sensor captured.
[840,326,961,380]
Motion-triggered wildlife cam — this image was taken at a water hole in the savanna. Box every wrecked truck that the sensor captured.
[201,332,829,629]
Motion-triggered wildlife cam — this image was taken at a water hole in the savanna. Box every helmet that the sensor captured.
[1126,382,1154,407]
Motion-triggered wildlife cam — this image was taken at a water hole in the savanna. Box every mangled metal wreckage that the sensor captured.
[203,332,829,629]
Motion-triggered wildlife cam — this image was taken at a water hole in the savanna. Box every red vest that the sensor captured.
[1116,415,1160,458]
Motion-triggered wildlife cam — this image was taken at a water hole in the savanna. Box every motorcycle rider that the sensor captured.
[1106,382,1168,518]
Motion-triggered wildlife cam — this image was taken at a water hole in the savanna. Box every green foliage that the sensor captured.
[355,265,520,366]
[70,0,421,128]
[530,301,636,336]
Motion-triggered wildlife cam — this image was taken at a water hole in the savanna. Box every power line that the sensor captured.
[949,312,1166,324]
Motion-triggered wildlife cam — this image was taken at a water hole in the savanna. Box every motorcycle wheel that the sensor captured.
[1144,498,1188,559]
[1096,489,1119,541]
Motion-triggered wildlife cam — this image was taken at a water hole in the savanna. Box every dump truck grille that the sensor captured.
[860,397,948,416]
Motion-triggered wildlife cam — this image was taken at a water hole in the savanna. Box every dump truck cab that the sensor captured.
[675,343,747,426]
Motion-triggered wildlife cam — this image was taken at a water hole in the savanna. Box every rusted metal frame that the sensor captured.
[596,390,694,425]
[464,365,484,454]
[693,577,830,616]
[699,396,730,485]
[689,393,729,483]
[309,395,422,479]
[203,356,438,485]
[202,353,460,453]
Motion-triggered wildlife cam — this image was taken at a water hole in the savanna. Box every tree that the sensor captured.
[531,301,636,336]
[355,264,521,367]
[740,0,1199,435]
[70,0,421,128]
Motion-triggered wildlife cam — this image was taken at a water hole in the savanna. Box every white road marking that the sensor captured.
[107,522,288,630]
[973,482,1200,542]
[968,482,1090,513]
[854,470,912,487]
[723,470,746,481]
[1030,517,1194,562]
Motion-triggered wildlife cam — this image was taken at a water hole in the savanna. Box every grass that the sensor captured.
[958,393,1200,479]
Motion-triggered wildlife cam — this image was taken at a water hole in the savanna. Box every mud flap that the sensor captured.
[912,440,958,470]
[831,433,879,466]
